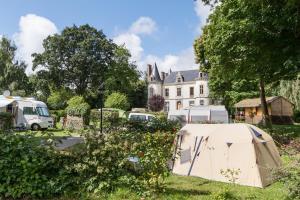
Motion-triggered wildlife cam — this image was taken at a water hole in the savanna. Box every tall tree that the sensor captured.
[32,24,115,97]
[0,37,29,95]
[195,0,300,126]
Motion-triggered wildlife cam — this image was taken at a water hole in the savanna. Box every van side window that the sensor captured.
[23,107,37,115]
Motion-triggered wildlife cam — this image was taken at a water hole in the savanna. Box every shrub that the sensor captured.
[148,95,165,112]
[0,132,78,199]
[105,92,130,111]
[47,89,72,110]
[66,96,90,125]
[50,110,66,127]
[294,110,300,123]
[0,112,13,130]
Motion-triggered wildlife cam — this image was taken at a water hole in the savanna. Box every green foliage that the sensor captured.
[47,88,73,110]
[50,110,66,127]
[212,188,238,200]
[32,24,115,97]
[273,154,300,200]
[105,92,130,111]
[294,110,300,123]
[0,132,78,199]
[195,0,300,123]
[0,112,13,130]
[133,131,175,192]
[66,96,90,125]
[0,37,29,95]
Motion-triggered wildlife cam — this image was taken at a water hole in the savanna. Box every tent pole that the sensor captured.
[188,136,203,176]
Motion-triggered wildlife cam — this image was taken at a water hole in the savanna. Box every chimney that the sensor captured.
[161,72,166,81]
[147,64,152,81]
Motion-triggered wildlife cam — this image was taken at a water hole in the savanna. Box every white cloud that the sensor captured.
[113,16,157,64]
[142,47,197,73]
[113,33,143,62]
[129,17,157,35]
[194,1,211,33]
[13,14,58,74]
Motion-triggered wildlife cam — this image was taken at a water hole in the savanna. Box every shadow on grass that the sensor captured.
[164,187,211,197]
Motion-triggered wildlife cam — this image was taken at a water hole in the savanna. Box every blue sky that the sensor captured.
[0,0,210,73]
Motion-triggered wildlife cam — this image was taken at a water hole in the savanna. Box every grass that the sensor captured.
[57,175,287,200]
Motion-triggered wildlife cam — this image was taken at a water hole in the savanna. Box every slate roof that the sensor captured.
[152,63,162,82]
[164,69,199,84]
[234,96,281,108]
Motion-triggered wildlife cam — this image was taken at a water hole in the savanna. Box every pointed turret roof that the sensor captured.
[152,63,162,82]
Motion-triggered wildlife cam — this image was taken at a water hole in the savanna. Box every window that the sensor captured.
[23,107,37,115]
[189,101,195,106]
[177,88,181,96]
[177,77,181,82]
[150,87,154,97]
[199,85,204,95]
[200,100,204,105]
[199,72,203,78]
[165,88,169,97]
[36,107,50,117]
[190,87,194,96]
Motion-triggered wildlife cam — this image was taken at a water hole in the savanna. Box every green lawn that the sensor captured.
[59,175,287,200]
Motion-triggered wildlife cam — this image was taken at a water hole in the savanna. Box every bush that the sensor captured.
[50,110,66,127]
[47,89,72,110]
[0,112,13,130]
[0,132,78,199]
[148,95,165,112]
[66,96,90,125]
[294,110,300,123]
[105,92,130,111]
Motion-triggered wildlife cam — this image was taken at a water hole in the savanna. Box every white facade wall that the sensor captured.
[160,80,209,111]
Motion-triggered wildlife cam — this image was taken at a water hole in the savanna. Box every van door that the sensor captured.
[23,107,39,127]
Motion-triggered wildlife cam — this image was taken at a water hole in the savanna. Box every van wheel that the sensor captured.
[31,124,41,131]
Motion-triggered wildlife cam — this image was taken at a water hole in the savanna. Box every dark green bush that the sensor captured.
[294,110,300,123]
[50,110,66,127]
[66,96,90,125]
[0,112,13,130]
[0,132,79,199]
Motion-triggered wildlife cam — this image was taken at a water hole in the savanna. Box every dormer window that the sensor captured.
[199,72,203,78]
[176,72,184,83]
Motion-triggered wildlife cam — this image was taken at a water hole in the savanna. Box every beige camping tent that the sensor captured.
[172,123,282,188]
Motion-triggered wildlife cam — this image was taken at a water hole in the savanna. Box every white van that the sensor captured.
[0,95,53,130]
[128,113,156,122]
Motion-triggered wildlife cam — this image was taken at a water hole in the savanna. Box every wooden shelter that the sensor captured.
[234,96,294,125]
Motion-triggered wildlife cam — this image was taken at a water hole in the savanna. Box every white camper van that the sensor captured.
[168,105,229,124]
[0,95,53,130]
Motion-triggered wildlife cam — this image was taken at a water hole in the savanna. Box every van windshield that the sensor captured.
[36,107,50,117]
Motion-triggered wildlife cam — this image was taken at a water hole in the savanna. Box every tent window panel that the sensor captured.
[191,115,208,123]
[250,127,262,138]
[169,115,186,123]
[180,148,191,164]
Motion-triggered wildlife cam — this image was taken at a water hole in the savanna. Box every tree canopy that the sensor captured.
[195,0,300,125]
[32,24,141,108]
[0,37,29,95]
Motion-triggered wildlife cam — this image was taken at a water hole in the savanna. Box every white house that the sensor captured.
[147,63,210,112]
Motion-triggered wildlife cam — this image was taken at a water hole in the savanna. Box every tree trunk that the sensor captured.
[259,78,272,128]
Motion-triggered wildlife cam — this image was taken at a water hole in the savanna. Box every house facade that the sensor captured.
[147,63,210,112]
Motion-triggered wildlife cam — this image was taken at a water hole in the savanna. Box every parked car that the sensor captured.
[128,113,156,122]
